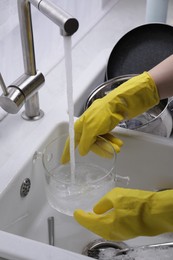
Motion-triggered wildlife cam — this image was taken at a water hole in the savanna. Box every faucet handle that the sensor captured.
[0,73,8,96]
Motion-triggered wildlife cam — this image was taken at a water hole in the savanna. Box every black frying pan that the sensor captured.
[106,23,173,80]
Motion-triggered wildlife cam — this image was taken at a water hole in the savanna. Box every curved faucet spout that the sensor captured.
[0,0,79,121]
[17,0,79,75]
[35,0,79,36]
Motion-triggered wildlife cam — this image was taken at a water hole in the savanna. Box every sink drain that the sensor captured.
[83,239,173,259]
[82,238,128,259]
[20,178,31,197]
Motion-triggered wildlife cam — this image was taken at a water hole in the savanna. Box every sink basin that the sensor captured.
[1,50,173,259]
[1,120,173,259]
[0,122,98,255]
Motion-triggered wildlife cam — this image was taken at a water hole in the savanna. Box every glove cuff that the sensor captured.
[106,72,160,120]
[127,71,160,118]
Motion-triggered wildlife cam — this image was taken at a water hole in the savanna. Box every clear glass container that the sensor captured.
[42,134,116,216]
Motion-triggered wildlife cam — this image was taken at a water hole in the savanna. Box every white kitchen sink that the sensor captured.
[1,120,173,259]
[1,50,173,259]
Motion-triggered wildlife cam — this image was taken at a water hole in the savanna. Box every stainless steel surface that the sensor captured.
[37,0,79,36]
[0,0,78,120]
[0,71,44,114]
[48,216,55,246]
[0,87,25,114]
[0,74,8,96]
[82,238,128,258]
[20,178,31,197]
[86,241,173,258]
[85,75,173,137]
[85,75,137,109]
[23,94,44,120]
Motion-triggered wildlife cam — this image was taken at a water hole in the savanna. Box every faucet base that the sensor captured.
[21,109,44,121]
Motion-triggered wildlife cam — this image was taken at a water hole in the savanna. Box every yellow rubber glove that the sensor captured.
[61,132,122,163]
[74,188,173,241]
[61,72,159,163]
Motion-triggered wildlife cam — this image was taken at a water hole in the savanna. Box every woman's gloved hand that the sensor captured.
[61,72,159,163]
[61,132,122,163]
[74,188,173,241]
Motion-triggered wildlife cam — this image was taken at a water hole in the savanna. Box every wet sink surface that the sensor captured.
[1,51,173,259]
[1,121,173,259]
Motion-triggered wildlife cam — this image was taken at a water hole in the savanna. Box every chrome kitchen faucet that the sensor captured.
[0,0,78,120]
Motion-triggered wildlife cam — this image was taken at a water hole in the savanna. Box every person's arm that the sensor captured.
[62,55,173,162]
[61,71,159,162]
[149,55,173,99]
[61,72,160,162]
